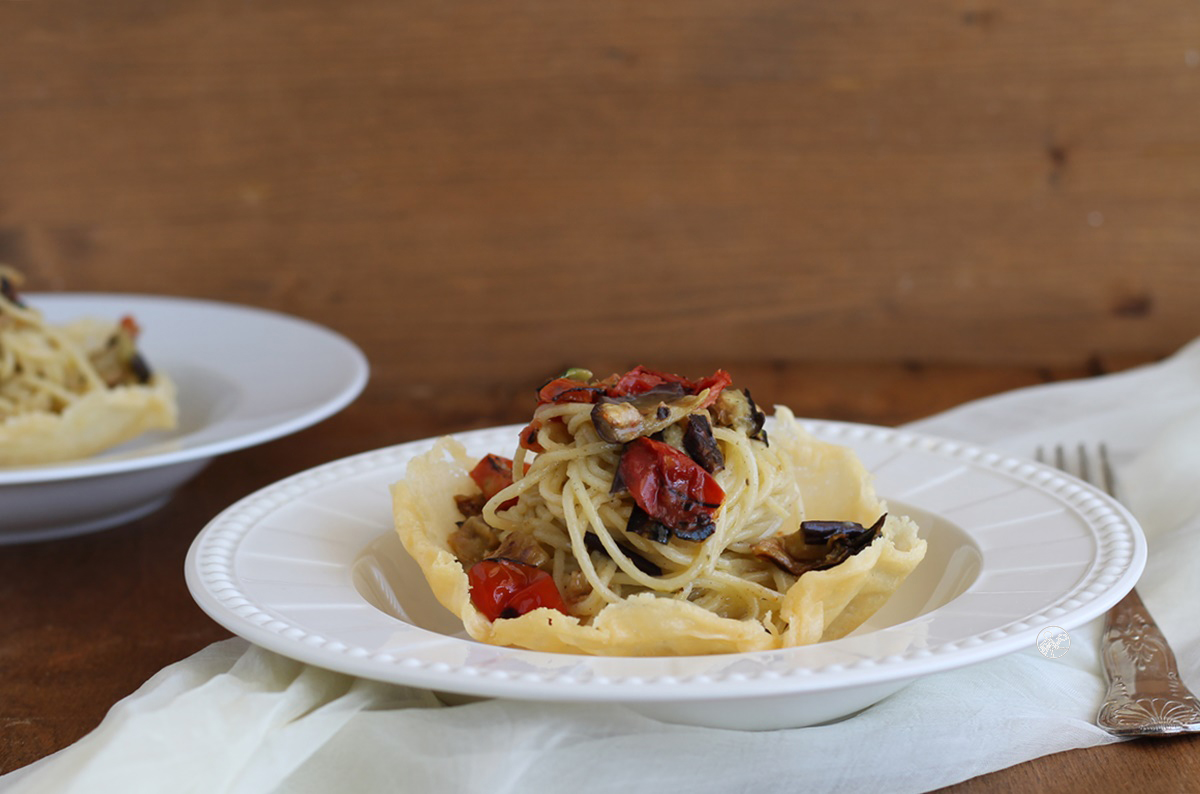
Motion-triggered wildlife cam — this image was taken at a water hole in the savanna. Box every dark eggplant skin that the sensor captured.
[682,414,724,473]
[129,352,153,383]
[624,506,672,544]
[0,275,25,308]
[743,389,768,444]
[625,504,717,544]
[752,514,887,576]
[800,517,882,546]
[670,514,717,542]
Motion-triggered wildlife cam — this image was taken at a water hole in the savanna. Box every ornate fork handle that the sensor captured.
[1098,587,1200,735]
[1040,443,1200,736]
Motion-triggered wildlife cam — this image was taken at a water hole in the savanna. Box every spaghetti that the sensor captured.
[392,367,926,656]
[0,267,177,466]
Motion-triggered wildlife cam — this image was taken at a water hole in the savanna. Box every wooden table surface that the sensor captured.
[3,358,1198,791]
[5,0,1200,788]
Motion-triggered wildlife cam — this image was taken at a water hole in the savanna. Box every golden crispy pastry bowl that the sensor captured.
[0,375,177,466]
[391,413,927,657]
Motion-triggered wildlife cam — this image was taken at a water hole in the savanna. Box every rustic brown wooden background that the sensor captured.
[5,3,1200,787]
[4,0,1199,424]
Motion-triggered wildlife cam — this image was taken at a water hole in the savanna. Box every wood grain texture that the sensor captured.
[3,0,1200,400]
[2,2,1200,788]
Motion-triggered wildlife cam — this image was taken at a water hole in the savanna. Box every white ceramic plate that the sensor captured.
[0,294,368,544]
[185,420,1146,730]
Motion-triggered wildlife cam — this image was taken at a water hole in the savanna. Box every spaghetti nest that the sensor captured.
[392,368,926,656]
[0,267,177,466]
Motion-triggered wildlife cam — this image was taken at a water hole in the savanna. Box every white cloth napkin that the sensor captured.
[7,340,1200,794]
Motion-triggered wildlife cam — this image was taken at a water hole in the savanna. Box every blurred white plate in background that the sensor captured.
[0,293,369,544]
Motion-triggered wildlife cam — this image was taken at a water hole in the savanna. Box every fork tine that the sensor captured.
[1077,442,1090,486]
[1034,444,1074,477]
[1034,443,1116,496]
[1098,442,1116,498]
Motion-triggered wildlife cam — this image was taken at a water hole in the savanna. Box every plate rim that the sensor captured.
[185,419,1147,703]
[0,292,370,485]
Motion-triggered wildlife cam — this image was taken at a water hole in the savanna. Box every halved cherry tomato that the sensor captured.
[689,370,733,409]
[527,372,604,449]
[618,437,725,541]
[518,419,544,452]
[469,454,514,499]
[536,377,602,405]
[467,558,568,621]
[469,454,524,510]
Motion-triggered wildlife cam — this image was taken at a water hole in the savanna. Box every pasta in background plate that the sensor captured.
[0,268,177,466]
[392,367,926,656]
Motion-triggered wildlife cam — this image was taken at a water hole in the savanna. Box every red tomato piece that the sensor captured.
[467,558,568,621]
[691,369,732,408]
[119,314,141,338]
[469,454,513,499]
[536,377,602,406]
[618,437,725,540]
[518,419,545,452]
[469,454,521,509]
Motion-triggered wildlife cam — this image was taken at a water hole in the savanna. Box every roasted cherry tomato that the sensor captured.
[618,437,725,541]
[469,454,514,499]
[518,419,544,452]
[689,370,733,408]
[469,454,522,509]
[467,558,568,621]
[536,377,602,405]
[527,372,603,449]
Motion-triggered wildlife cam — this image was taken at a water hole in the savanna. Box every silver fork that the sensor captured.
[1038,443,1200,736]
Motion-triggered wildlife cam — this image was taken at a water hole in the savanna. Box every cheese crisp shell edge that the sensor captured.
[0,375,178,466]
